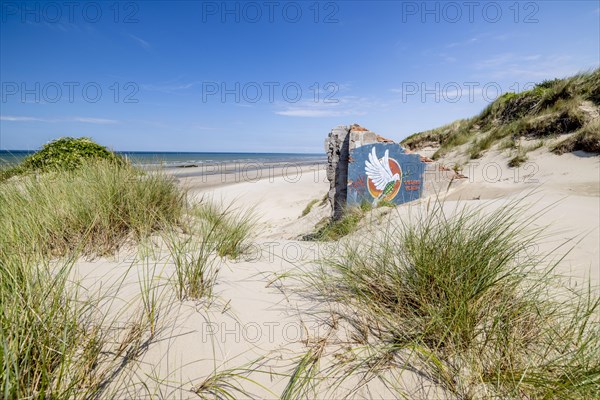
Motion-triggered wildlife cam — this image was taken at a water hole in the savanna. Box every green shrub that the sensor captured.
[0,163,24,182]
[21,136,125,173]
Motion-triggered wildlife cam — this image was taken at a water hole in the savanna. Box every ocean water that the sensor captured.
[0,150,326,168]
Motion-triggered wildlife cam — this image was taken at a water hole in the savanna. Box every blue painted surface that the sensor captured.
[347,143,425,206]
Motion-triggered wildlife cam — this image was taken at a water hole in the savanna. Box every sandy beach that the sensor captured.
[3,3,598,397]
[64,146,599,398]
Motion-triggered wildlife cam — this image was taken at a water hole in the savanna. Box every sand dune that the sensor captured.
[70,149,599,398]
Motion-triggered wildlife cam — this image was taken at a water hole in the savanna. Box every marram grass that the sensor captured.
[0,160,186,398]
[0,160,185,257]
[165,199,257,301]
[297,199,600,399]
[0,159,259,398]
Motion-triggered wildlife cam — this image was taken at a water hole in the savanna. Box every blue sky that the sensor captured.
[1,0,598,152]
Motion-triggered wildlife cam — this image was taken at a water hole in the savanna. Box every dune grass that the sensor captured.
[301,200,600,398]
[300,198,320,218]
[0,160,184,257]
[0,157,260,397]
[191,359,277,400]
[552,119,600,154]
[0,160,187,398]
[304,201,397,241]
[164,229,220,301]
[189,199,257,259]
[1,254,103,399]
[304,205,367,241]
[401,68,600,161]
[164,199,256,301]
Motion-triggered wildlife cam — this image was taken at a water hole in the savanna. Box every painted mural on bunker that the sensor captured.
[347,143,425,206]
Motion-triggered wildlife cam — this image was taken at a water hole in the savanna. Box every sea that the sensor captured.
[0,150,326,169]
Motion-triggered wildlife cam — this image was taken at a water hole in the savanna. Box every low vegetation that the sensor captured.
[401,69,600,162]
[304,202,374,241]
[0,138,259,397]
[300,198,320,217]
[190,200,257,259]
[0,154,187,397]
[166,200,256,300]
[507,152,528,167]
[552,119,600,154]
[1,251,137,399]
[300,201,600,398]
[0,160,184,257]
[1,137,125,182]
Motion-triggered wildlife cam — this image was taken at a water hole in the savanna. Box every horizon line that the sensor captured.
[0,149,326,155]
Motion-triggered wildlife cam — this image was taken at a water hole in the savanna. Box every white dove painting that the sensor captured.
[364,147,402,205]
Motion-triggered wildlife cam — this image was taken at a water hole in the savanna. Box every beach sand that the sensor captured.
[72,150,599,398]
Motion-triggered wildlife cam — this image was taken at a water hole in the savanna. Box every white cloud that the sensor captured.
[274,95,381,118]
[129,34,151,50]
[1,115,119,124]
[0,116,45,122]
[446,37,478,48]
[473,53,582,80]
[71,117,118,124]
[190,124,214,131]
[141,80,200,93]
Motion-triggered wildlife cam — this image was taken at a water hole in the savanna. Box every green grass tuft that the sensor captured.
[304,207,365,241]
[508,153,528,167]
[305,200,600,398]
[190,200,257,259]
[164,199,256,300]
[0,160,185,257]
[0,159,184,398]
[300,198,320,218]
[552,120,600,154]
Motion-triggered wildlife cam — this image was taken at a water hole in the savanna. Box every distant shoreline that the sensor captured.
[0,150,326,168]
[167,161,328,192]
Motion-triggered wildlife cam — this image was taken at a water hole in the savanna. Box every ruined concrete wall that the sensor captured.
[325,124,465,219]
[325,124,391,218]
[324,126,350,221]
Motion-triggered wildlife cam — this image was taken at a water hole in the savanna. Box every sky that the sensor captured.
[1,0,599,153]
